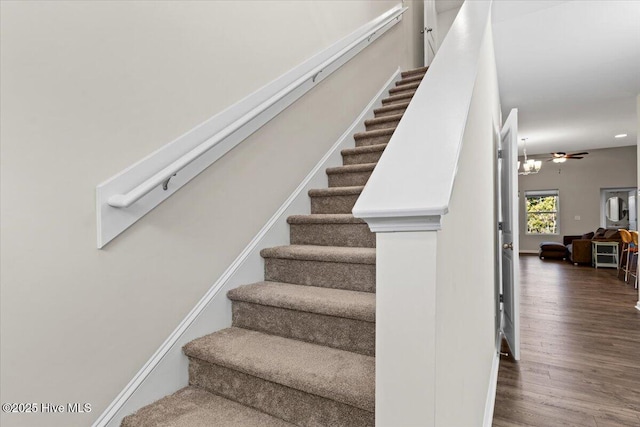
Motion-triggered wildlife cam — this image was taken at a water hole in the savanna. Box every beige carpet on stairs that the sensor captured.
[121,65,429,427]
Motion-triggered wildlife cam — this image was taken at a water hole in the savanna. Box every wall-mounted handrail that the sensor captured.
[107,6,407,209]
[352,0,492,232]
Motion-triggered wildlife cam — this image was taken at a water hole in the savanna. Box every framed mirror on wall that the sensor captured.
[601,188,637,230]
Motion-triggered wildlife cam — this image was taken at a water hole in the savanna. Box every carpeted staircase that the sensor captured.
[121,66,428,427]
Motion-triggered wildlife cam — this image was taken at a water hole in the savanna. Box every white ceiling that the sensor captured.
[491,0,640,156]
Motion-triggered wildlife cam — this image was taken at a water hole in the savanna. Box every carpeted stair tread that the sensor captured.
[183,327,375,412]
[341,143,387,156]
[388,81,420,94]
[395,73,426,86]
[288,214,374,248]
[308,186,364,197]
[381,91,415,105]
[308,186,364,214]
[341,144,387,166]
[353,128,395,141]
[401,66,429,78]
[287,214,367,225]
[261,245,375,265]
[326,163,377,175]
[364,113,403,127]
[228,281,375,322]
[374,101,410,116]
[121,386,294,427]
[121,64,435,425]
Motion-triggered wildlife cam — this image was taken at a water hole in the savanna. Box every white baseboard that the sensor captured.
[92,69,402,427]
[636,301,640,312]
[482,351,500,427]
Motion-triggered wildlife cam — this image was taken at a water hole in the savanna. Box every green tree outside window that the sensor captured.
[526,193,558,234]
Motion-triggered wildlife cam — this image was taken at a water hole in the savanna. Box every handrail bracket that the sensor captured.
[162,174,177,191]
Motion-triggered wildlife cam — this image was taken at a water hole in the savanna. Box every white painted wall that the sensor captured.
[437,6,462,47]
[518,146,637,253]
[0,2,423,426]
[434,22,501,426]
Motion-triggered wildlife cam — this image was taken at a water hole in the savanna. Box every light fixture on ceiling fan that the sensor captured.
[517,138,541,175]
[548,151,589,163]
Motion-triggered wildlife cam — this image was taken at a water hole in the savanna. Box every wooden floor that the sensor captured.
[493,255,640,427]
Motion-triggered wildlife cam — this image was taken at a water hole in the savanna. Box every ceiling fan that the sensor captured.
[547,152,589,163]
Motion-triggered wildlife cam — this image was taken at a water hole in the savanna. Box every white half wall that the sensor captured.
[434,21,501,426]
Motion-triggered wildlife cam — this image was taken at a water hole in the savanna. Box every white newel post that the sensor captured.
[375,231,438,426]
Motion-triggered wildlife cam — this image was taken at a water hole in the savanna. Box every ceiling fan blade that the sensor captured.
[568,152,589,156]
[567,156,584,159]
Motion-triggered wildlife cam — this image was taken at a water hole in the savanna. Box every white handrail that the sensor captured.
[108,5,407,208]
[352,0,492,232]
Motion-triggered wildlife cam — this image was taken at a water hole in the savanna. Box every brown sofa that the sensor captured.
[564,228,622,265]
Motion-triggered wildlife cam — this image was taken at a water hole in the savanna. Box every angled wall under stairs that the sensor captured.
[121,66,429,427]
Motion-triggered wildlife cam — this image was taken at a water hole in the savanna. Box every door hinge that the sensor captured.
[498,222,503,230]
[499,294,504,303]
[497,149,503,159]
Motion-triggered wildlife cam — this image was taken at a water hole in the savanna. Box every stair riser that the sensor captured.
[401,66,428,78]
[342,150,384,166]
[388,86,417,96]
[310,194,359,214]
[264,258,375,292]
[395,73,425,86]
[356,133,392,147]
[189,358,374,427]
[381,93,414,105]
[365,119,400,131]
[328,170,373,187]
[374,106,407,118]
[290,223,375,248]
[232,302,375,356]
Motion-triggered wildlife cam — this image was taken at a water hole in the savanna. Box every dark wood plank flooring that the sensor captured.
[493,255,640,427]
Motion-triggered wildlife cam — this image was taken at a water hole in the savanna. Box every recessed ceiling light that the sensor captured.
[615,134,627,138]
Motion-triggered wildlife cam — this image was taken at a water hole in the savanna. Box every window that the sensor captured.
[525,190,559,234]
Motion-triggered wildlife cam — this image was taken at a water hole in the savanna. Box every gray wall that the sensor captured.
[0,2,423,426]
[518,145,637,252]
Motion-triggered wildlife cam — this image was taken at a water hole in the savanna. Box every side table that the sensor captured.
[592,241,619,268]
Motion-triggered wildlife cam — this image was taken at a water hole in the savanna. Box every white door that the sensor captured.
[423,0,438,66]
[499,109,520,360]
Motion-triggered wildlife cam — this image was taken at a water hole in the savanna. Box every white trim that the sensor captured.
[524,189,559,197]
[483,351,501,427]
[91,69,402,427]
[365,214,442,232]
[635,301,640,312]
[96,4,407,248]
[353,1,492,233]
